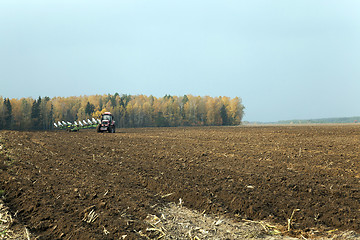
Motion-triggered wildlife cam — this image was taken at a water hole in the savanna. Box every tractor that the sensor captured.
[97,112,116,133]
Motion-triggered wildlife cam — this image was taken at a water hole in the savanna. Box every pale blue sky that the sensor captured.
[1,0,360,122]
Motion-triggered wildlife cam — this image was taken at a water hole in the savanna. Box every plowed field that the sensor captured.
[1,125,360,239]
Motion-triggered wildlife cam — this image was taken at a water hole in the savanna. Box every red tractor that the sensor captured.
[97,112,116,133]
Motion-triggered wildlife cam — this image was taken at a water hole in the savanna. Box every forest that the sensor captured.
[0,94,245,130]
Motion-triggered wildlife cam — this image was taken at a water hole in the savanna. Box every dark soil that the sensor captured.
[1,125,360,239]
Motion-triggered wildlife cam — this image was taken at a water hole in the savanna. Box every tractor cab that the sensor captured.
[101,112,113,122]
[97,112,116,133]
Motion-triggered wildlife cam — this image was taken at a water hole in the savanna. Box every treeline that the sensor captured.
[0,94,245,130]
[276,116,360,124]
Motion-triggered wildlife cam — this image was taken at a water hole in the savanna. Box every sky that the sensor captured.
[1,0,360,122]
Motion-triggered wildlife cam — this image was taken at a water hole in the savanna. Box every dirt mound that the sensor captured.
[1,125,360,239]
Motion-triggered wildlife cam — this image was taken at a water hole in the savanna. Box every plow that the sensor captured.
[53,112,116,133]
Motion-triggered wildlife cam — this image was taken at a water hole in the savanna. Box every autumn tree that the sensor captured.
[228,97,244,125]
[39,97,54,130]
[9,98,22,129]
[21,98,32,129]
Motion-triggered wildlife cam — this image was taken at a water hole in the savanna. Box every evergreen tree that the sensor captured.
[3,98,12,129]
[85,102,95,116]
[0,97,4,129]
[155,112,169,127]
[182,95,189,105]
[48,104,54,129]
[41,96,51,130]
[121,94,131,107]
[220,104,229,126]
[31,97,42,130]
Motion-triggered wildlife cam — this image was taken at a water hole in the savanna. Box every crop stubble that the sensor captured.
[0,125,360,239]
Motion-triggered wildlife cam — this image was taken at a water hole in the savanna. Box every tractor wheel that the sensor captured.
[96,124,101,133]
[108,126,115,133]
